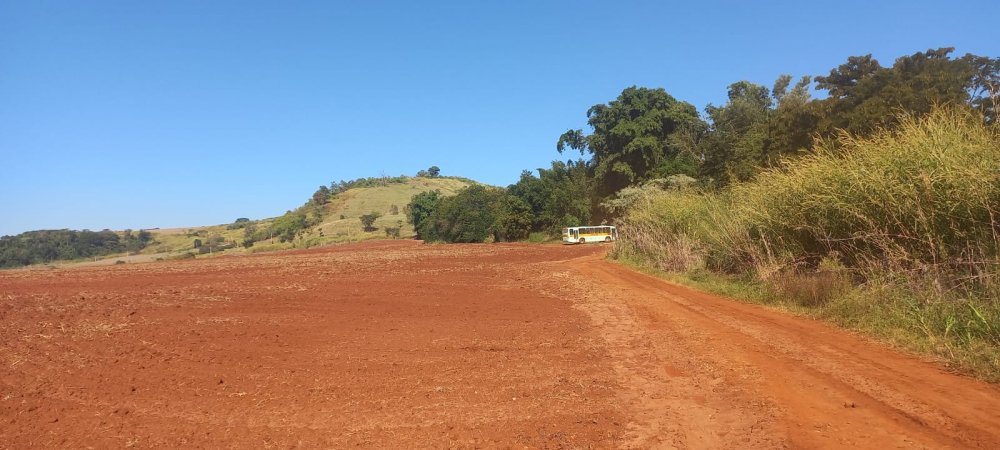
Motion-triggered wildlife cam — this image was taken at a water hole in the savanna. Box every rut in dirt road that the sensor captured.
[563,252,1000,449]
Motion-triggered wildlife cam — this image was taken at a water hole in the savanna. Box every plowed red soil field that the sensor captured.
[2,240,998,448]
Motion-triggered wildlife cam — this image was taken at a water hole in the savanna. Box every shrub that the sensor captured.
[405,190,442,239]
[227,218,251,230]
[493,194,534,242]
[360,212,382,232]
[423,185,503,243]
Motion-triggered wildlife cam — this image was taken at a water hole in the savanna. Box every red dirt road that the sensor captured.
[1,241,998,448]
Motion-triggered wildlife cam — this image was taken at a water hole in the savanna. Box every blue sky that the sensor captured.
[1,0,996,235]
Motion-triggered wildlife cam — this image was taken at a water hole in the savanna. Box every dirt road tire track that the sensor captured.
[565,252,1000,448]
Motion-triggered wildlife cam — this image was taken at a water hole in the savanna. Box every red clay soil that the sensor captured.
[1,240,998,448]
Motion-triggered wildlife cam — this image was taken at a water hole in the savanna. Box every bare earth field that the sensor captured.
[1,241,998,448]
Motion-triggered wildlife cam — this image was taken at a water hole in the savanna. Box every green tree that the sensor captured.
[428,166,440,177]
[967,54,1000,124]
[493,194,533,241]
[508,160,595,233]
[699,81,774,185]
[767,75,821,163]
[537,160,594,229]
[228,217,252,230]
[558,86,704,196]
[424,185,504,243]
[405,190,442,239]
[120,229,152,254]
[507,170,546,226]
[311,185,331,205]
[360,212,382,232]
[270,212,307,243]
[242,223,257,248]
[696,76,821,186]
[814,48,987,136]
[0,229,127,267]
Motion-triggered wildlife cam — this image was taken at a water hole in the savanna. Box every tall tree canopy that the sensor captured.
[508,160,595,232]
[815,48,996,134]
[698,77,819,185]
[699,81,774,185]
[558,86,703,196]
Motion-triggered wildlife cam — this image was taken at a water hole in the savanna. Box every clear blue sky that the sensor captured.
[1,0,996,235]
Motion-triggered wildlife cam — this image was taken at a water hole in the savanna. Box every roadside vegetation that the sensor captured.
[611,109,1000,381]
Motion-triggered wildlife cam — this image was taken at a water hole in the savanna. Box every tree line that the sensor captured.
[407,48,999,243]
[0,229,152,268]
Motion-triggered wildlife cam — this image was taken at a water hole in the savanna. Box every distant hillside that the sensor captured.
[0,175,478,268]
[136,175,476,260]
[312,176,472,239]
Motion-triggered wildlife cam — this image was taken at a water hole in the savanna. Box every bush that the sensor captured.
[328,176,410,195]
[360,212,382,232]
[493,195,533,241]
[423,185,503,243]
[227,218,251,230]
[405,190,442,240]
[170,252,196,260]
[269,212,308,243]
[407,186,539,243]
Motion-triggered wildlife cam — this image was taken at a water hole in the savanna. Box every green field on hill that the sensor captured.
[138,177,475,260]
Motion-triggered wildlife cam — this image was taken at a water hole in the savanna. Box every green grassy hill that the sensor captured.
[137,176,475,260]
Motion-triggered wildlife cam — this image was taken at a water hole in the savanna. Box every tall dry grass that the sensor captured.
[735,108,1000,290]
[612,107,1000,381]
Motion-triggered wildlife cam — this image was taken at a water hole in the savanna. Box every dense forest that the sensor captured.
[0,229,152,268]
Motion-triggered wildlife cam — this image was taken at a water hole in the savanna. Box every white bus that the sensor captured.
[562,226,618,244]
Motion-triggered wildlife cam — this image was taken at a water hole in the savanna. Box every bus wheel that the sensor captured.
[605,236,612,242]
[579,238,585,244]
